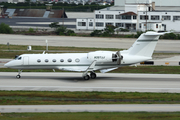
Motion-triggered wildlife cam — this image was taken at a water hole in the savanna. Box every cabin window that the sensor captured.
[45,59,49,63]
[52,59,56,62]
[68,58,72,62]
[60,59,64,62]
[75,58,80,63]
[37,59,41,63]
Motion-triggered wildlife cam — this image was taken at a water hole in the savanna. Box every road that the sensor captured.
[1,104,180,113]
[0,18,76,28]
[0,72,180,93]
[0,34,180,52]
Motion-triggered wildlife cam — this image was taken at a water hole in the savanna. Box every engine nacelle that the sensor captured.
[87,51,119,63]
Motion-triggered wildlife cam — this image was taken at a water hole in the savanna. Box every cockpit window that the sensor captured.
[18,57,22,60]
[15,56,22,60]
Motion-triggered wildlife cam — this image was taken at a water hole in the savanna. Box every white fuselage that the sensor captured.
[5,51,151,72]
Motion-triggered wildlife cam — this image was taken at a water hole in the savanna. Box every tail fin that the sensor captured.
[128,31,166,57]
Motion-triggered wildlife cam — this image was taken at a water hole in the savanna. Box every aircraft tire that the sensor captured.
[16,75,21,79]
[90,73,96,79]
[83,75,90,80]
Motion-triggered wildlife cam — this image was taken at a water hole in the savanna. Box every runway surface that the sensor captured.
[1,104,180,113]
[0,34,180,52]
[0,72,180,93]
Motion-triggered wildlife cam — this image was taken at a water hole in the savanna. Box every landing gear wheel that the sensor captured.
[90,73,96,79]
[83,75,90,80]
[16,75,21,79]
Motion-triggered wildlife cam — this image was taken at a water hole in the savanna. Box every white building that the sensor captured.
[77,0,180,32]
[0,0,8,2]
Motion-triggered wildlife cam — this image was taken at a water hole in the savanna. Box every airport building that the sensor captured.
[76,0,180,32]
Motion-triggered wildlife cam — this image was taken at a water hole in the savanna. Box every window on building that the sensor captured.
[115,15,121,19]
[173,16,180,20]
[89,22,93,27]
[151,15,160,20]
[68,58,72,62]
[133,15,137,19]
[96,22,104,27]
[162,16,171,20]
[78,22,86,26]
[106,23,113,26]
[156,24,158,28]
[106,14,114,19]
[140,15,149,20]
[45,59,49,63]
[115,23,124,27]
[37,59,41,63]
[96,14,104,19]
[122,15,131,20]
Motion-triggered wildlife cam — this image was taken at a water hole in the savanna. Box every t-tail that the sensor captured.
[128,31,167,57]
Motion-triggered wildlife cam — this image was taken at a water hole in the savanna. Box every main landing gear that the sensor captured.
[83,72,97,80]
[83,60,97,80]
[16,70,23,79]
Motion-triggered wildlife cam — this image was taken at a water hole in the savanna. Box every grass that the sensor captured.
[1,112,180,120]
[0,44,121,59]
[110,66,180,74]
[0,91,180,105]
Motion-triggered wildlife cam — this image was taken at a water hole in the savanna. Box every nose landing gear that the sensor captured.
[16,70,23,79]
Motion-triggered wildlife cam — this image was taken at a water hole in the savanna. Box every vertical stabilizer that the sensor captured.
[128,31,166,57]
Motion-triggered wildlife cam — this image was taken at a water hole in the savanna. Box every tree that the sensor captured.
[102,25,115,36]
[56,26,67,35]
[49,22,60,30]
[0,23,13,34]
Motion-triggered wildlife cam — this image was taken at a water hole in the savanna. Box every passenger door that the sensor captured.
[23,56,29,65]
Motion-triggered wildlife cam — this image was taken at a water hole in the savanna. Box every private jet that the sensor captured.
[4,31,166,80]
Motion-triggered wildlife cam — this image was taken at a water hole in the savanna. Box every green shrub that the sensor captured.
[49,22,60,29]
[56,26,67,35]
[134,31,144,38]
[0,23,13,34]
[28,28,35,33]
[66,29,76,36]
[104,25,115,35]
[90,30,103,36]
[162,33,177,39]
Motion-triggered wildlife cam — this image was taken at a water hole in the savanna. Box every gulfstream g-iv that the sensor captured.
[4,32,166,80]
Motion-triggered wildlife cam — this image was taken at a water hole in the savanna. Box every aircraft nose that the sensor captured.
[4,62,11,68]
